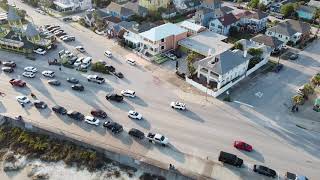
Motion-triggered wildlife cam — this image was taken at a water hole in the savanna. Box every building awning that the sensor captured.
[124,34,140,44]
[53,1,74,9]
[0,38,24,48]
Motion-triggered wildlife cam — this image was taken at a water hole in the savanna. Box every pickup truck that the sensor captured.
[9,79,26,87]
[146,132,169,146]
[87,75,105,84]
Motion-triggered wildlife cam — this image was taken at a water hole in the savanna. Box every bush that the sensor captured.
[292,95,305,105]
[223,96,231,102]
[91,62,110,74]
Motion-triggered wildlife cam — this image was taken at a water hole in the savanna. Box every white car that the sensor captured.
[121,89,136,98]
[170,101,186,110]
[24,66,37,73]
[104,50,112,58]
[128,110,142,120]
[42,70,55,78]
[22,71,36,78]
[126,58,136,66]
[33,48,47,55]
[84,116,100,126]
[59,35,68,40]
[16,96,30,104]
[75,46,85,53]
[73,57,83,67]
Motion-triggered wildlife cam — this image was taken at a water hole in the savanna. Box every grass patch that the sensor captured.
[227,33,254,43]
[154,54,169,64]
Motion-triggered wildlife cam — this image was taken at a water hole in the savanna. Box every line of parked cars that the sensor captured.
[42,24,75,42]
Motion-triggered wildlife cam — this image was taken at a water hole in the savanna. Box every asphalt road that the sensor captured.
[1,1,320,179]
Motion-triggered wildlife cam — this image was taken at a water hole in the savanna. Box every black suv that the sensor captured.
[128,128,144,139]
[33,101,47,109]
[106,93,123,102]
[103,121,123,134]
[3,61,16,68]
[71,84,84,91]
[52,105,67,115]
[2,67,14,73]
[67,111,84,121]
[253,165,276,178]
[218,151,243,167]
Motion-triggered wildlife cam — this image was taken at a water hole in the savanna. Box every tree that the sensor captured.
[302,83,314,95]
[311,73,320,86]
[229,26,239,37]
[280,3,295,17]
[248,48,263,57]
[186,53,197,76]
[237,0,242,7]
[248,0,259,9]
[234,42,243,50]
[257,3,267,11]
[17,9,27,21]
[292,95,304,105]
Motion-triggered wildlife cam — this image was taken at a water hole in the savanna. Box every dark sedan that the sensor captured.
[103,121,123,134]
[52,105,67,115]
[253,165,277,178]
[67,77,79,84]
[33,100,47,109]
[128,128,144,139]
[67,111,84,121]
[71,84,84,91]
[106,93,123,102]
[91,109,108,118]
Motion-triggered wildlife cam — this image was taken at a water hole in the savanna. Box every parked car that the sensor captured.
[87,75,105,84]
[67,111,84,121]
[233,141,253,152]
[67,77,79,84]
[52,105,67,115]
[33,48,47,55]
[274,64,283,73]
[56,32,67,37]
[42,70,55,78]
[105,93,123,102]
[2,61,16,67]
[114,72,123,78]
[253,165,277,178]
[104,50,112,58]
[71,84,84,91]
[10,79,26,87]
[22,71,36,78]
[146,132,168,146]
[126,58,136,66]
[289,53,299,60]
[170,101,186,110]
[128,128,144,139]
[63,17,72,21]
[16,96,30,104]
[103,121,123,134]
[33,100,47,109]
[62,36,75,42]
[2,67,14,73]
[121,89,135,98]
[218,151,243,167]
[91,109,107,118]
[75,46,85,52]
[105,65,115,72]
[128,110,142,120]
[84,116,100,126]
[24,66,37,73]
[48,79,61,86]
[80,57,92,69]
[285,172,308,180]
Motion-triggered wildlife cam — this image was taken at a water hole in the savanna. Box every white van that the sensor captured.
[104,50,112,58]
[126,58,136,66]
[81,57,92,69]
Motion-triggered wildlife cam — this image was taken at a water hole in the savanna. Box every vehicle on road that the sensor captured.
[16,96,30,104]
[87,75,105,84]
[48,79,61,86]
[114,72,123,78]
[62,36,75,42]
[218,151,243,167]
[42,70,55,78]
[128,128,144,139]
[10,79,26,87]
[33,48,47,55]
[84,116,100,126]
[67,111,84,121]
[126,58,136,66]
[35,8,46,15]
[147,133,168,146]
[170,101,186,110]
[33,100,47,109]
[22,71,36,78]
[52,105,67,115]
[2,61,16,68]
[253,165,276,178]
[285,172,308,180]
[80,57,92,69]
[73,57,84,67]
[63,17,72,21]
[2,67,14,73]
[71,84,84,91]
[274,64,283,73]
[48,59,61,66]
[91,109,107,118]
[233,141,253,152]
[165,52,177,60]
[75,46,85,52]
[103,121,123,134]
[67,77,79,84]
[56,32,67,37]
[104,50,112,58]
[105,65,115,72]
[106,93,123,102]
[128,110,142,120]
[121,90,135,98]
[289,53,299,60]
[24,66,37,73]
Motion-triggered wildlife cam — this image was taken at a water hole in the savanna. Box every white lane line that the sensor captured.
[233,101,254,108]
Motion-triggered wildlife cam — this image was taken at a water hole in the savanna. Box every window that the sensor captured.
[218,25,222,29]
[211,23,215,27]
[161,38,165,42]
[279,34,282,38]
[161,46,165,50]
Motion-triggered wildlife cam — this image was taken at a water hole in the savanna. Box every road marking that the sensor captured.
[255,92,263,98]
[233,101,254,108]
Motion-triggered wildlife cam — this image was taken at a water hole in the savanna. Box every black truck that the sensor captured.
[218,151,243,167]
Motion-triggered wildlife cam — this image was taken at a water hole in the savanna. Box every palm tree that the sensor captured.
[302,83,314,95]
[292,95,304,105]
[311,74,320,86]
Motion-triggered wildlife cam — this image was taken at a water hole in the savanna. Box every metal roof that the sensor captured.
[7,6,21,21]
[25,23,39,38]
[139,23,187,41]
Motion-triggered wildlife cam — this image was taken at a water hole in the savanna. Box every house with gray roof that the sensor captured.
[105,2,134,20]
[265,19,311,44]
[122,22,156,49]
[123,2,148,17]
[209,13,239,35]
[237,10,268,33]
[250,34,284,53]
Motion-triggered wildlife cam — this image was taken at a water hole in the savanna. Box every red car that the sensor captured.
[91,109,107,118]
[234,141,253,152]
[9,79,26,87]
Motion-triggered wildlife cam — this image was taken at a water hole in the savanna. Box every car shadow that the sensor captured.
[38,107,52,118]
[125,96,148,107]
[177,109,205,123]
[56,115,73,125]
[156,143,186,163]
[0,102,7,113]
[238,149,265,163]
[109,100,134,112]
[131,118,151,130]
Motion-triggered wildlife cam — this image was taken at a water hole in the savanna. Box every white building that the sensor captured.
[54,0,92,12]
[209,13,239,35]
[259,0,273,6]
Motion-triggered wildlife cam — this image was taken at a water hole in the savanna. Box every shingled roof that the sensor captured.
[251,34,284,49]
[218,13,238,26]
[7,6,21,21]
[267,19,311,37]
[25,23,39,38]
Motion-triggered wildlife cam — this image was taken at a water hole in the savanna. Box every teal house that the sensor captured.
[297,5,316,20]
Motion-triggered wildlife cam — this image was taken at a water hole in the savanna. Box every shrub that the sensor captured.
[311,74,320,86]
[91,62,110,74]
[292,95,304,105]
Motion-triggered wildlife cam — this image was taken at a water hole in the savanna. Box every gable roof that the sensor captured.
[179,20,206,32]
[25,23,39,38]
[267,19,311,37]
[246,10,268,20]
[196,49,251,75]
[139,23,187,41]
[123,2,148,15]
[117,21,138,30]
[106,2,134,17]
[220,6,233,14]
[7,6,21,21]
[297,5,316,14]
[218,13,238,26]
[251,34,284,49]
[308,0,320,8]
[235,10,253,19]
[104,16,121,24]
[130,22,156,33]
